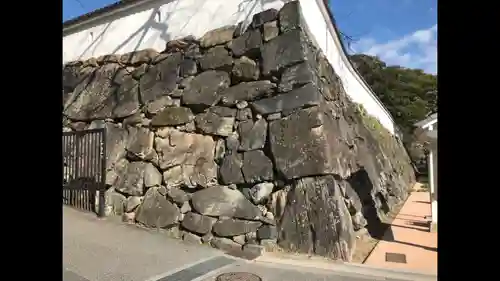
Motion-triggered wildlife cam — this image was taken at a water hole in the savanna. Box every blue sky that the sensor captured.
[330,0,437,74]
[63,0,437,74]
[63,0,117,21]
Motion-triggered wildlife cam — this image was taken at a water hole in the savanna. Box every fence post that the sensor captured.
[74,133,80,182]
[97,189,106,217]
[97,128,106,218]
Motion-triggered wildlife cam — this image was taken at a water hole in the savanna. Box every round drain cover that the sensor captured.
[216,272,262,281]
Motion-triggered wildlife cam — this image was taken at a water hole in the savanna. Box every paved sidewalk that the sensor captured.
[63,205,436,281]
[253,254,436,281]
[199,260,434,281]
[364,191,437,274]
[63,206,223,281]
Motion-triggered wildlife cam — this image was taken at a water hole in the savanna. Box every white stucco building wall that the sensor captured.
[414,114,437,230]
[428,125,437,227]
[63,0,397,135]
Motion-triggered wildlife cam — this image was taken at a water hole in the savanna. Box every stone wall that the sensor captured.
[62,1,415,261]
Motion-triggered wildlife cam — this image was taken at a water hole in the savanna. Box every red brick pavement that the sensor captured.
[364,191,437,274]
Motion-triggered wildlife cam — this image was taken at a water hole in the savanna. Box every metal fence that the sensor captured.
[62,128,106,217]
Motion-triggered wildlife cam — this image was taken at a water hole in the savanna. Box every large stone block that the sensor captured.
[64,64,140,120]
[103,188,126,216]
[163,160,218,189]
[220,81,276,106]
[251,83,323,115]
[200,25,236,48]
[199,46,233,71]
[119,49,159,65]
[238,119,267,151]
[232,56,260,81]
[210,237,242,253]
[182,70,231,108]
[126,127,154,160]
[190,186,261,220]
[136,186,181,228]
[63,64,92,94]
[150,107,194,127]
[219,153,245,185]
[228,29,262,57]
[106,158,128,187]
[155,128,215,170]
[144,163,162,187]
[278,175,355,261]
[241,150,274,184]
[260,29,307,75]
[179,59,198,77]
[248,182,274,205]
[279,62,318,93]
[114,161,147,196]
[251,8,279,29]
[268,106,329,180]
[145,96,176,115]
[181,212,217,235]
[104,123,128,172]
[195,107,236,137]
[263,21,279,42]
[139,52,182,104]
[278,1,301,33]
[213,219,262,237]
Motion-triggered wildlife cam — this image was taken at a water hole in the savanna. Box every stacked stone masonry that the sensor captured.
[62,2,415,261]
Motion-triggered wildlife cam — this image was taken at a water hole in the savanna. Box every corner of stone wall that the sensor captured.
[62,0,415,262]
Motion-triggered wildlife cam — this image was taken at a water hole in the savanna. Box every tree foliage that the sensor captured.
[349,54,437,141]
[349,54,437,172]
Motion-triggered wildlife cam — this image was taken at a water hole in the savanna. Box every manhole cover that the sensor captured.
[216,272,262,281]
[385,252,407,264]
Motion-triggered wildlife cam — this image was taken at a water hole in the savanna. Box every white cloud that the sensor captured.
[352,25,437,74]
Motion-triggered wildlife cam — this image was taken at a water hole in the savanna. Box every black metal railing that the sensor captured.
[63,128,106,217]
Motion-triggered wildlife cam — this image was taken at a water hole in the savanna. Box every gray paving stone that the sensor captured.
[157,256,236,281]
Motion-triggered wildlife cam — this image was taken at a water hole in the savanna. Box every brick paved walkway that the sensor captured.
[364,191,437,274]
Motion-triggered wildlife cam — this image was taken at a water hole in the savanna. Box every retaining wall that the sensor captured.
[62,2,415,261]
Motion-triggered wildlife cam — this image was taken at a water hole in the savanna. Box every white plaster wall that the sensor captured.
[432,145,437,197]
[298,0,396,134]
[430,123,437,198]
[62,0,397,134]
[63,0,286,63]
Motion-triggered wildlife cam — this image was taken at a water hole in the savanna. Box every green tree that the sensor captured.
[349,54,437,172]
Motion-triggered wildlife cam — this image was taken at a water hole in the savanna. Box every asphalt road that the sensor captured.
[63,206,435,281]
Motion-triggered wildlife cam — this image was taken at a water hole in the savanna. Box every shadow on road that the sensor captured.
[390,223,430,233]
[380,223,437,252]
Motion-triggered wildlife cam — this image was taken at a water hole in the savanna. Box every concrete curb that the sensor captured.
[253,255,437,281]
